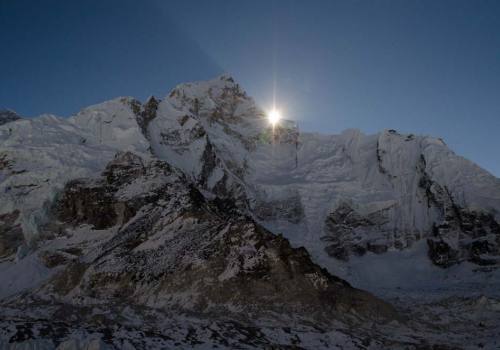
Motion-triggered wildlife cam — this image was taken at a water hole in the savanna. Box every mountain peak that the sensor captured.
[168,74,240,97]
[163,75,253,122]
[218,72,236,83]
[0,109,21,125]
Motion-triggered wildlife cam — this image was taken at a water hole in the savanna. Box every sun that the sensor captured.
[267,109,281,126]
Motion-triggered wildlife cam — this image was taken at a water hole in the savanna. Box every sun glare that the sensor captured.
[268,109,281,126]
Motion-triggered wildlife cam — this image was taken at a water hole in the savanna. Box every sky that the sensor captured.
[1,0,499,176]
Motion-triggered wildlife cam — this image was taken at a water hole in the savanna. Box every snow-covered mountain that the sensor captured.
[1,75,500,349]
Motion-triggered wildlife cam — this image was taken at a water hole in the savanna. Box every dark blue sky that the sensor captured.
[1,0,499,176]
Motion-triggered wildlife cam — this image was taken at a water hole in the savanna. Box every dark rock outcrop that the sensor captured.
[137,96,160,138]
[55,179,128,230]
[427,238,460,268]
[0,210,24,258]
[54,152,147,229]
[253,192,304,224]
[0,109,21,126]
[321,202,392,260]
[428,206,500,268]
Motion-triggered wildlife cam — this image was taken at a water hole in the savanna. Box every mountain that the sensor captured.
[1,75,499,349]
[0,109,21,126]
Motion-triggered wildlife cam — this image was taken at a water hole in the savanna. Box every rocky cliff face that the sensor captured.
[427,204,500,268]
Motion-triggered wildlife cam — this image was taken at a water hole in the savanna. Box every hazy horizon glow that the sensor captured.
[1,0,499,176]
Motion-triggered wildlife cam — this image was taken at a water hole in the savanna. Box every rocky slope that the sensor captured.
[47,152,395,320]
[1,75,500,348]
[0,152,403,349]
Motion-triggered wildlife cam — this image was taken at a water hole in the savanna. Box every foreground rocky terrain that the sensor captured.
[1,75,499,349]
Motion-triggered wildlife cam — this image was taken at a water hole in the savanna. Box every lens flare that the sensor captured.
[267,109,281,126]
